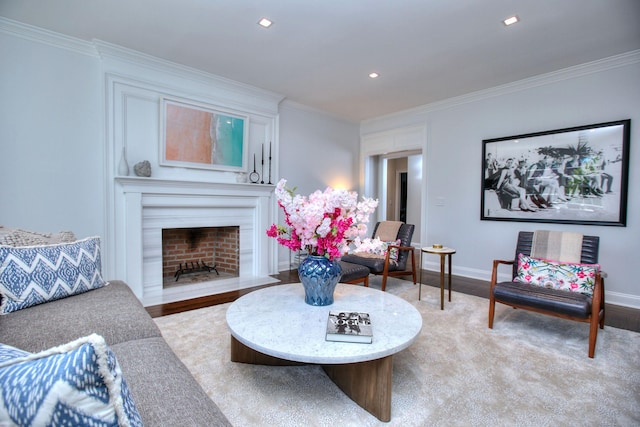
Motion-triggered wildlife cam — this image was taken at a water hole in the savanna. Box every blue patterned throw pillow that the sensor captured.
[0,343,30,364]
[0,237,108,314]
[0,334,143,427]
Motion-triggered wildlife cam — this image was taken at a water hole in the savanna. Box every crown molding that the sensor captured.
[363,49,640,124]
[0,17,284,114]
[93,40,285,111]
[0,17,98,57]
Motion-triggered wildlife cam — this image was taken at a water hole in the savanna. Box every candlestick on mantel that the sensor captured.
[268,141,272,184]
[261,143,265,184]
[249,153,259,183]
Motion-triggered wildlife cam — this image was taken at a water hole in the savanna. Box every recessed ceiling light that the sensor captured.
[503,15,519,26]
[258,17,273,28]
[369,72,379,79]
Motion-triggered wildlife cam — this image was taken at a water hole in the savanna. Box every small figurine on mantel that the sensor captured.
[134,160,152,177]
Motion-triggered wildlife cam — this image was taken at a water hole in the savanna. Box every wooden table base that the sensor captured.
[231,336,393,422]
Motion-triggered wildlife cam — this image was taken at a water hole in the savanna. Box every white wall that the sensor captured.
[0,24,105,241]
[362,52,640,308]
[406,153,422,244]
[277,101,361,269]
[279,101,360,194]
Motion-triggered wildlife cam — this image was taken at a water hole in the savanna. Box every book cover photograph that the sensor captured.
[326,311,373,344]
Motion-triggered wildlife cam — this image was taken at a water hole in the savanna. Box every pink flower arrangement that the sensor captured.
[266,179,379,260]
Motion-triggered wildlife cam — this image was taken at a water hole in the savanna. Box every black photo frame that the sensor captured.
[481,119,630,226]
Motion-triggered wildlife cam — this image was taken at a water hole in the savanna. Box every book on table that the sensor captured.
[325,311,373,344]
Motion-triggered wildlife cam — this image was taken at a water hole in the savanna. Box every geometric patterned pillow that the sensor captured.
[0,334,143,427]
[514,253,600,297]
[0,343,30,364]
[0,237,108,314]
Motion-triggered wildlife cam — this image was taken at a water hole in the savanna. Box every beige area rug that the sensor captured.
[154,277,640,426]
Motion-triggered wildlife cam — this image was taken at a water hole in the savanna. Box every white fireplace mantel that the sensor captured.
[111,177,278,306]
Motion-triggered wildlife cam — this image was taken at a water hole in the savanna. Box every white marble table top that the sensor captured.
[226,283,423,364]
[422,246,456,254]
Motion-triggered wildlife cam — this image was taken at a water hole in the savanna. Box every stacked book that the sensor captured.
[325,311,373,344]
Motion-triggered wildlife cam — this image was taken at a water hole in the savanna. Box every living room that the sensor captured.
[0,2,639,424]
[1,2,638,309]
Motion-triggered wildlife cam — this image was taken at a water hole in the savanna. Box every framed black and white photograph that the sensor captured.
[481,119,630,226]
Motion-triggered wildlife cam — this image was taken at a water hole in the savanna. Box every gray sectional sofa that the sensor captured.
[0,280,231,426]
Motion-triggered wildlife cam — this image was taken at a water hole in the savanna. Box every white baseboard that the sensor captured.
[605,291,640,310]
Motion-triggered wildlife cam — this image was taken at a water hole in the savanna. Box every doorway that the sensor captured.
[360,125,425,246]
[398,172,408,223]
[380,153,419,224]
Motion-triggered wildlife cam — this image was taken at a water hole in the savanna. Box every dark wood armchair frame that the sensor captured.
[342,222,417,292]
[377,241,417,291]
[488,231,605,358]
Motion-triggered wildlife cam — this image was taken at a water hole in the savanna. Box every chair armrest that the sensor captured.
[387,244,414,251]
[490,259,515,288]
[591,271,605,313]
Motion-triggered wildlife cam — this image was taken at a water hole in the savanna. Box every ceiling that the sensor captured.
[2,0,639,122]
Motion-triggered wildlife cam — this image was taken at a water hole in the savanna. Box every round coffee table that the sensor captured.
[226,283,422,421]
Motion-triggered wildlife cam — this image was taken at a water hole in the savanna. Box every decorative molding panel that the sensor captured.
[0,17,97,57]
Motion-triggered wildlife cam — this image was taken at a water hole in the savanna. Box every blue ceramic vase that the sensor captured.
[298,255,342,306]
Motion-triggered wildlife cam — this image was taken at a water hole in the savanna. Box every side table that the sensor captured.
[419,246,456,310]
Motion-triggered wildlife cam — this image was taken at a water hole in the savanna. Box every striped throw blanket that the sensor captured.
[374,221,403,242]
[531,230,583,263]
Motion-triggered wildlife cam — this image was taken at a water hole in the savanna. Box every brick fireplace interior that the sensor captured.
[162,226,239,287]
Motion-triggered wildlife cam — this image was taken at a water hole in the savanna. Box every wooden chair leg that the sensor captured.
[410,250,417,284]
[588,315,599,358]
[488,298,495,328]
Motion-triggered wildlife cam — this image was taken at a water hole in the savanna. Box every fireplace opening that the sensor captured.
[162,226,239,288]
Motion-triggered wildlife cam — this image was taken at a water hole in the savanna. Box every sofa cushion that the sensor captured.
[0,334,142,427]
[111,337,232,426]
[0,281,162,352]
[0,236,108,314]
[514,253,599,296]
